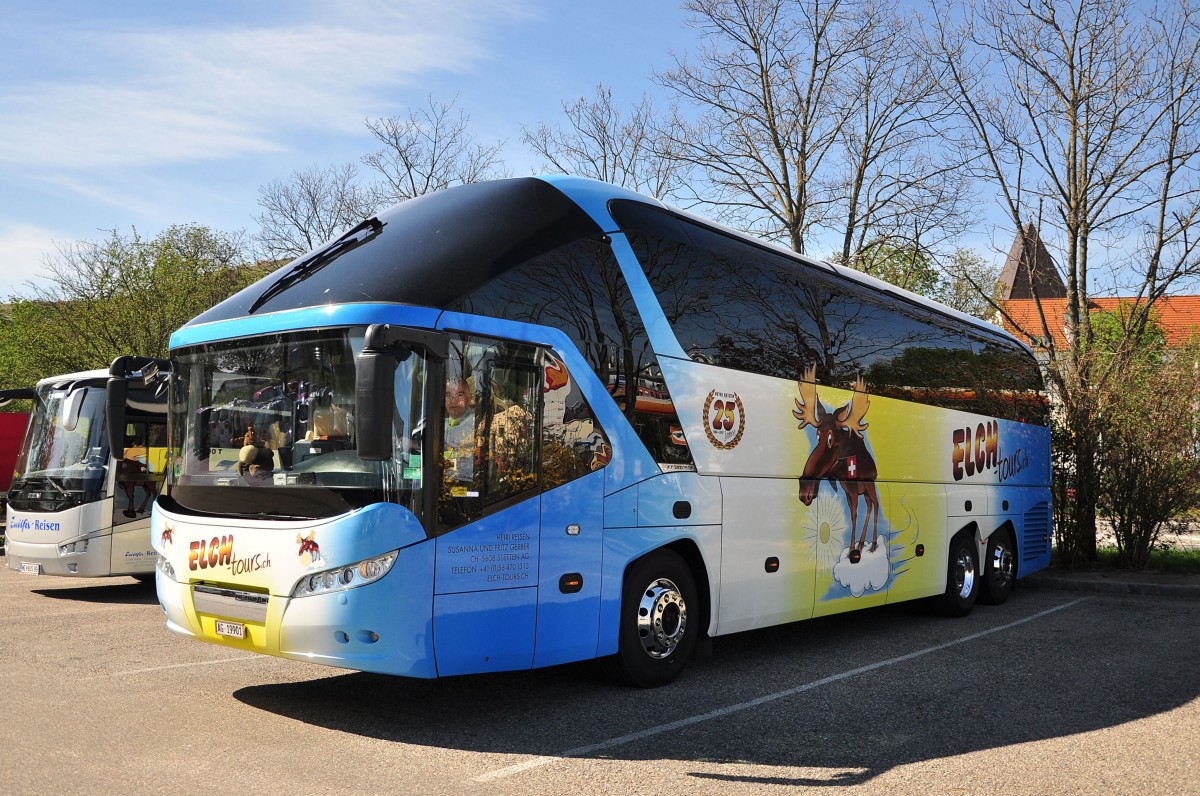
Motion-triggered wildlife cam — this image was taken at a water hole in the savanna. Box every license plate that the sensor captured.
[19,562,41,575]
[214,620,245,639]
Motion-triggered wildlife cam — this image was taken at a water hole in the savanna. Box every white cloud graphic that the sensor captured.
[831,543,890,597]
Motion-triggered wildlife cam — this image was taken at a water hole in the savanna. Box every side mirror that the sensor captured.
[0,387,36,409]
[355,349,398,461]
[62,386,88,433]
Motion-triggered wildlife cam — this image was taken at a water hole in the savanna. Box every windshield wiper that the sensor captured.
[37,475,71,497]
[248,217,385,314]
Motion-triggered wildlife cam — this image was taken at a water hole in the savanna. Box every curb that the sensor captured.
[1022,573,1200,599]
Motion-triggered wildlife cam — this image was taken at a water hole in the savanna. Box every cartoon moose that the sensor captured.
[297,531,322,563]
[793,365,881,557]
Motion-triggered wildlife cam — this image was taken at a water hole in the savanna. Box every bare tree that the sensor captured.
[658,0,850,251]
[830,3,975,272]
[934,247,1002,320]
[362,96,507,206]
[522,84,692,200]
[930,0,1200,561]
[253,162,378,260]
[657,0,973,275]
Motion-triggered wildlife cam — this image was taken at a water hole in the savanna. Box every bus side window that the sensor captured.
[541,351,611,490]
[483,363,539,499]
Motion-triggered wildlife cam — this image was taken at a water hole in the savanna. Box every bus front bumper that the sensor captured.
[156,547,437,678]
[5,535,115,577]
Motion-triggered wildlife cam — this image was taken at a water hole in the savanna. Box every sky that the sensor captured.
[0,0,699,298]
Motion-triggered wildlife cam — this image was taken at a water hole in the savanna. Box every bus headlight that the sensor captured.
[157,554,177,582]
[58,538,90,555]
[291,550,398,598]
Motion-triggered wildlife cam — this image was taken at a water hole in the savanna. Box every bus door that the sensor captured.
[111,370,168,554]
[431,339,611,675]
[534,467,604,669]
[113,421,166,525]
[432,342,544,676]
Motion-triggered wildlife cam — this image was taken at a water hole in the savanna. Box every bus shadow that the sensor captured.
[33,578,158,606]
[232,593,1200,784]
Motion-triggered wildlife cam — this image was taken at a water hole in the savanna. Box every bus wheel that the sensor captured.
[936,532,979,617]
[980,529,1016,605]
[612,550,697,687]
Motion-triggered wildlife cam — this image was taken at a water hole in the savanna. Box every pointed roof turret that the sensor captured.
[998,223,1066,300]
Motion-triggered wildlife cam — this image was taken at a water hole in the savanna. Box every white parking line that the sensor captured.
[98,655,269,678]
[474,597,1091,782]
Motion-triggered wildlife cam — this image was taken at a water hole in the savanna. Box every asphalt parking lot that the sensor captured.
[1,558,1197,796]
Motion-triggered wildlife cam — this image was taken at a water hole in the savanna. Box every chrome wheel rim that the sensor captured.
[637,577,687,659]
[990,539,1014,588]
[954,548,976,600]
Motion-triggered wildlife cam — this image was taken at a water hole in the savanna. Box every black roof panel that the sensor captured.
[187,178,601,327]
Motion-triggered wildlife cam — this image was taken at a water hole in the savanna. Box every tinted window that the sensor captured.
[613,200,1047,425]
[436,336,614,531]
[439,337,540,530]
[626,228,830,384]
[449,238,695,469]
[541,351,613,488]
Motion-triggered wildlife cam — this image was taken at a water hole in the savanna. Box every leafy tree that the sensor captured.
[1085,304,1168,366]
[0,225,265,386]
[1096,334,1200,568]
[933,248,1002,321]
[836,241,942,295]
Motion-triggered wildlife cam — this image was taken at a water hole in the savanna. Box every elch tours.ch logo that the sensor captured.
[951,421,1029,483]
[704,390,745,450]
[187,534,272,576]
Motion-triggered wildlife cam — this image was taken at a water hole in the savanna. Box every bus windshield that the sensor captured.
[12,380,109,500]
[167,327,427,521]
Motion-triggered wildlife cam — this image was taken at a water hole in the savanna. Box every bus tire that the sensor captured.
[935,531,979,617]
[979,528,1016,605]
[611,550,697,688]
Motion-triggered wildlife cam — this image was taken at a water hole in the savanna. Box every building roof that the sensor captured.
[1001,295,1200,349]
[997,223,1067,301]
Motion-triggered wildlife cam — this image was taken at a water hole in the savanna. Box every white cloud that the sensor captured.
[0,0,533,170]
[0,223,58,298]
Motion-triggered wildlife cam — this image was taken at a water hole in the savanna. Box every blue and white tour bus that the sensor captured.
[151,177,1051,686]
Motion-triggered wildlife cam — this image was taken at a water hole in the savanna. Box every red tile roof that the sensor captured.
[1001,296,1200,349]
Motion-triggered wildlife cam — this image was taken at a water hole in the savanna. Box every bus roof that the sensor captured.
[36,369,109,387]
[185,175,1027,354]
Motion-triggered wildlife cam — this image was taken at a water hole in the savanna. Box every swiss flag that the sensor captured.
[846,456,858,478]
